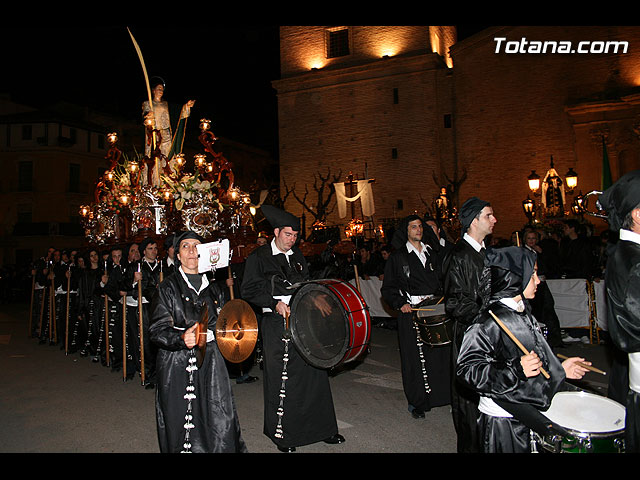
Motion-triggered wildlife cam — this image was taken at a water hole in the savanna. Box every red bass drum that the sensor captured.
[289,279,371,369]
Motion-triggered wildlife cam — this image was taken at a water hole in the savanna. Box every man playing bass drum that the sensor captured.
[241,205,345,453]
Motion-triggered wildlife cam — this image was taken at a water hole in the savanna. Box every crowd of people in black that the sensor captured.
[14,207,618,453]
[25,237,258,385]
[21,215,610,377]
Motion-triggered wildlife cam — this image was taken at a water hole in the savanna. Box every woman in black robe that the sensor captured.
[456,246,589,453]
[150,231,247,453]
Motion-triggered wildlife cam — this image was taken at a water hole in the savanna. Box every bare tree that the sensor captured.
[282,167,342,225]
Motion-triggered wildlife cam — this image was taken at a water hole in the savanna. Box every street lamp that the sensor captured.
[527,170,541,195]
[565,167,578,193]
[522,196,536,224]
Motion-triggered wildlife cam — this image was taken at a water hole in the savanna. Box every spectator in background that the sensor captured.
[559,219,595,279]
[353,242,384,281]
[523,229,563,348]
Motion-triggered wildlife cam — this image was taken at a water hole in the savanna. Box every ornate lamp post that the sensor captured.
[522,196,536,224]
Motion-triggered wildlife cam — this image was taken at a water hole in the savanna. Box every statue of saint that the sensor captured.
[142,76,195,185]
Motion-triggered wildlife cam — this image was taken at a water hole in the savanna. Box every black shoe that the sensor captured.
[323,433,345,444]
[411,408,425,419]
[277,445,296,453]
[236,375,258,384]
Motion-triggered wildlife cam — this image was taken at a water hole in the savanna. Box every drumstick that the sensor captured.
[412,308,435,311]
[488,310,550,379]
[557,354,607,375]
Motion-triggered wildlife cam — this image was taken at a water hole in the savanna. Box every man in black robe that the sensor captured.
[381,214,450,419]
[456,246,588,452]
[133,237,161,388]
[443,196,496,452]
[101,246,134,376]
[160,234,177,280]
[600,170,640,453]
[122,239,159,387]
[241,205,343,453]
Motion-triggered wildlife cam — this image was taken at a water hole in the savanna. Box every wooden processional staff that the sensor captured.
[50,269,56,344]
[103,262,110,367]
[122,293,127,382]
[138,264,145,386]
[28,272,35,337]
[65,266,71,355]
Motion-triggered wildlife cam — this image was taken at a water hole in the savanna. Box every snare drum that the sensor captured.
[413,302,453,347]
[536,391,626,453]
[288,279,371,369]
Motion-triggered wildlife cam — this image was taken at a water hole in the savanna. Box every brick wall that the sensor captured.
[276,26,455,240]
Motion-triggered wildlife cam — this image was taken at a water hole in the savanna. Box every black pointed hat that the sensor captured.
[261,205,300,231]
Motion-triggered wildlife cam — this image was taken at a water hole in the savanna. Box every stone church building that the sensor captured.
[273,26,640,241]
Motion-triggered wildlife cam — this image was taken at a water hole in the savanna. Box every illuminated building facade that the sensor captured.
[274,26,640,240]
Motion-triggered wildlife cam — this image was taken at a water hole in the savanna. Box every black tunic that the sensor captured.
[456,302,567,453]
[150,269,247,453]
[381,243,451,411]
[443,238,490,452]
[241,243,338,449]
[77,267,104,355]
[605,237,640,453]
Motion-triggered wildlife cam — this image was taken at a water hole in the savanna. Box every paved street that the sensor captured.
[0,301,613,454]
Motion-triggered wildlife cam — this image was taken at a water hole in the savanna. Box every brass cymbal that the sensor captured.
[216,299,258,363]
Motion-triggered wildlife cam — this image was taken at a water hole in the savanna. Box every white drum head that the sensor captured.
[542,391,625,433]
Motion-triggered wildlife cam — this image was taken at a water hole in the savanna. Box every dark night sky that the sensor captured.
[0,25,282,154]
[0,25,489,156]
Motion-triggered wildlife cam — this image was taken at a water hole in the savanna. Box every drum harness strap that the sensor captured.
[400,251,432,396]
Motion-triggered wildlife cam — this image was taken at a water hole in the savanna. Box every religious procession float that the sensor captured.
[79,31,259,263]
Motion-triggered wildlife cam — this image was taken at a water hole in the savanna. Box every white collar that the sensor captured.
[406,240,429,257]
[144,258,158,269]
[463,232,485,253]
[500,297,525,313]
[178,266,209,295]
[620,228,640,246]
[167,256,175,266]
[271,238,293,257]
